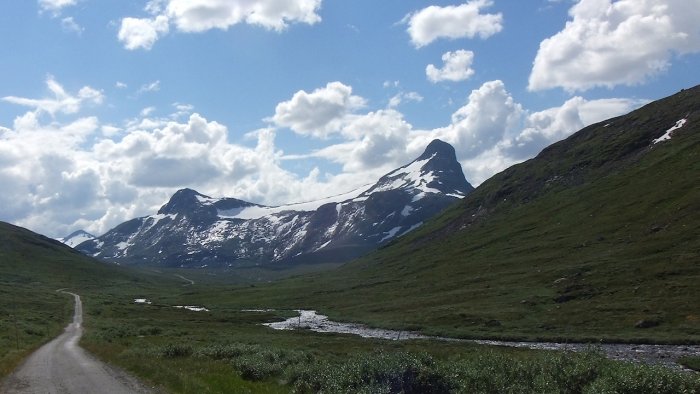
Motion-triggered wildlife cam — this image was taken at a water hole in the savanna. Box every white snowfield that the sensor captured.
[218,184,372,220]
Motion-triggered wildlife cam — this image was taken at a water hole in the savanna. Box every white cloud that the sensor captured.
[287,80,646,186]
[115,81,128,89]
[406,0,503,48]
[118,0,323,50]
[38,0,78,14]
[118,15,170,51]
[0,77,648,238]
[446,80,524,158]
[166,0,322,32]
[461,95,648,184]
[388,91,423,108]
[2,76,103,117]
[529,0,700,91]
[137,80,161,94]
[426,50,475,83]
[272,82,366,138]
[60,16,83,34]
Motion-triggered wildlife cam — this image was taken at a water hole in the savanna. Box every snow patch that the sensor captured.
[61,232,94,248]
[653,119,687,144]
[219,185,371,220]
[380,226,402,242]
[316,239,332,251]
[174,305,209,312]
[195,195,218,205]
[134,298,152,304]
[399,222,422,237]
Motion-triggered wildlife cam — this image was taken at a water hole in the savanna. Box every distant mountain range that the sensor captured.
[77,139,473,267]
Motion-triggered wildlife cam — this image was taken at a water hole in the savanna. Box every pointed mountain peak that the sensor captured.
[362,140,473,197]
[418,139,456,161]
[158,188,212,215]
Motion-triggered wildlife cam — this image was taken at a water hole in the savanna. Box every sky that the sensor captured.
[1,0,699,238]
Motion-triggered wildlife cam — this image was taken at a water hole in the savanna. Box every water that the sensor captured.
[263,310,700,370]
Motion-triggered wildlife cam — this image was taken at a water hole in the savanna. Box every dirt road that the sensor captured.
[1,291,153,394]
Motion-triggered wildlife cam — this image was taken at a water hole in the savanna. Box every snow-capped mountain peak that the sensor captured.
[361,139,473,198]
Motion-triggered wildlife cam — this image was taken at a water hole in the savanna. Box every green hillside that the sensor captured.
[217,85,700,343]
[0,221,173,377]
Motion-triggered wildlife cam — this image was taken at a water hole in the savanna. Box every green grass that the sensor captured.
[2,217,699,393]
[76,293,700,393]
[680,356,700,372]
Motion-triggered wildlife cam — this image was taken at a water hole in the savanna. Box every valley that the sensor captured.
[2,86,700,392]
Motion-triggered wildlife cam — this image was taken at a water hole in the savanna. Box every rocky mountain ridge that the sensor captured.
[77,139,473,267]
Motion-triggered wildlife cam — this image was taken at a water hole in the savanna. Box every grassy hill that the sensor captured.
[209,85,700,344]
[0,221,176,377]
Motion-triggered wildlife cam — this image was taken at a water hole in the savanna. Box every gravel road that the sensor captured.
[1,292,153,394]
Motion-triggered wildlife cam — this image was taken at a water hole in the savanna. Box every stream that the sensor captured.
[263,310,700,371]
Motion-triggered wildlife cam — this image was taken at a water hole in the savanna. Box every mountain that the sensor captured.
[77,139,473,267]
[224,85,700,342]
[58,230,96,248]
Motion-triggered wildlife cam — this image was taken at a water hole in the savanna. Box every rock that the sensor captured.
[484,320,502,327]
[634,319,661,329]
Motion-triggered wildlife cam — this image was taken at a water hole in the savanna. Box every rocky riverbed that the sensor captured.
[263,310,700,371]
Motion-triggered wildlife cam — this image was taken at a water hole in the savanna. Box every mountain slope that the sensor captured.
[0,221,175,378]
[78,139,473,267]
[224,86,700,343]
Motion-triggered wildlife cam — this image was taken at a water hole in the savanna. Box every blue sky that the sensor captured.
[1,0,699,237]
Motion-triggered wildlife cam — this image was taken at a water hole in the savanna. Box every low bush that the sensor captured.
[289,351,455,393]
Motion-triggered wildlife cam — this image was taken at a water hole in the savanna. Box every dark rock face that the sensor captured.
[77,140,474,268]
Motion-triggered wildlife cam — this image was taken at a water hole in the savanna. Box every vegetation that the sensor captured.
[0,221,177,380]
[77,294,700,393]
[680,356,700,372]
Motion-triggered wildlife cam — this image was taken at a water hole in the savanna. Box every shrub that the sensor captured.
[158,343,192,358]
[290,352,456,393]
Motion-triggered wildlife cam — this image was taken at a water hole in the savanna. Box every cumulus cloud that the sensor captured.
[2,76,103,117]
[406,0,503,48]
[271,82,366,138]
[460,94,647,184]
[118,15,170,50]
[118,0,323,50]
[529,0,700,91]
[451,81,522,151]
[282,80,646,186]
[426,50,475,83]
[166,0,322,32]
[0,77,647,239]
